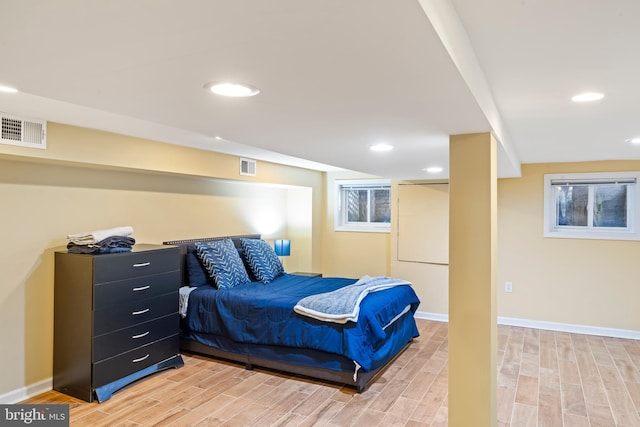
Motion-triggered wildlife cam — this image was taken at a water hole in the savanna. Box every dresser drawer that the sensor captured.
[93,313,179,361]
[94,271,179,310]
[93,247,179,284]
[92,334,179,387]
[94,292,178,336]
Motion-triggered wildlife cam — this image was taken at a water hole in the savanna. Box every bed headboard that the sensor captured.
[163,234,261,285]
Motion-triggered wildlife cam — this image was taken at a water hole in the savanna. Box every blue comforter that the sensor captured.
[184,273,420,371]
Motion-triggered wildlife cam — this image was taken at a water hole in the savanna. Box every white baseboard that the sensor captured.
[0,378,52,404]
[414,311,448,323]
[415,311,640,340]
[497,316,640,340]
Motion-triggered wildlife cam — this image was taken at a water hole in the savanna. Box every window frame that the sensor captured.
[543,172,640,241]
[334,179,391,233]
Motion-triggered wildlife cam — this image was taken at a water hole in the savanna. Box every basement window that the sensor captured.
[543,172,640,240]
[335,180,391,232]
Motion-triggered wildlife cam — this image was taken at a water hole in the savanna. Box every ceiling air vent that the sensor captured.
[1,113,47,149]
[240,158,256,176]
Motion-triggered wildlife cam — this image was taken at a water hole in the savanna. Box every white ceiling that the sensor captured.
[0,0,638,180]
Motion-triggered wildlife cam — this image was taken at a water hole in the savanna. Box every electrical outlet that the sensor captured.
[505,281,513,293]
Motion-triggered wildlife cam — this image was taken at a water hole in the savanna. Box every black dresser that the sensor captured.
[53,244,184,402]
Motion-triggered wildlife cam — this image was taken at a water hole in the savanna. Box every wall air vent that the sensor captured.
[240,158,257,176]
[1,113,47,149]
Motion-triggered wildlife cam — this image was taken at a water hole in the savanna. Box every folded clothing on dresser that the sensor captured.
[67,235,136,254]
[67,225,134,245]
[66,226,135,254]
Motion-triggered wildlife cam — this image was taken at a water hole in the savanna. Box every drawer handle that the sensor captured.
[132,331,150,339]
[132,354,150,363]
[131,308,150,316]
[132,285,150,292]
[133,262,151,268]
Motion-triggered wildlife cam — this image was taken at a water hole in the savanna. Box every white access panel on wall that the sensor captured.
[397,183,449,265]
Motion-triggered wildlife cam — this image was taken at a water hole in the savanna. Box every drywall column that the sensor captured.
[448,132,497,426]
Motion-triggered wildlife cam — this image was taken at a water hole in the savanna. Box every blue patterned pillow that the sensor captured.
[240,238,285,284]
[185,245,214,287]
[196,239,251,289]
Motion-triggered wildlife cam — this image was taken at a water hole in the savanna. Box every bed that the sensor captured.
[163,234,421,391]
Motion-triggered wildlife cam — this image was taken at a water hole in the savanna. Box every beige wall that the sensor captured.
[393,160,640,333]
[0,123,323,399]
[499,161,640,331]
[283,186,314,273]
[321,171,390,278]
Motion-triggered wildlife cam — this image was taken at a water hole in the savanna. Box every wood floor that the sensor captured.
[22,319,640,426]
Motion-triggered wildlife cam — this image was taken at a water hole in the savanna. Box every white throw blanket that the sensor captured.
[67,225,134,245]
[294,275,412,324]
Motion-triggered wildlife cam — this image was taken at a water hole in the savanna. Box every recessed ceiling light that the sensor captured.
[203,81,260,97]
[423,166,443,173]
[215,136,223,140]
[0,85,18,93]
[571,92,604,102]
[626,138,640,144]
[370,143,394,152]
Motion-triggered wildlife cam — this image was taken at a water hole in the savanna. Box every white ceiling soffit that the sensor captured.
[0,91,341,173]
[418,0,521,178]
